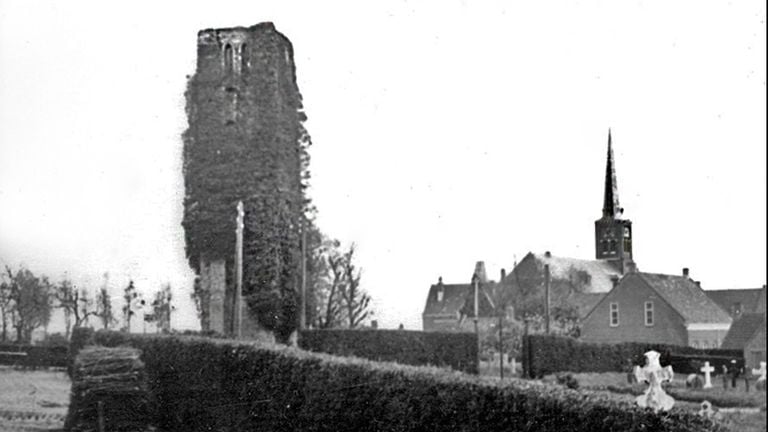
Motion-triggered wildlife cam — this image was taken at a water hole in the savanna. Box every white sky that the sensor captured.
[0,0,765,332]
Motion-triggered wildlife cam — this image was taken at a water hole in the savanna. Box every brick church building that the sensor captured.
[423,131,735,349]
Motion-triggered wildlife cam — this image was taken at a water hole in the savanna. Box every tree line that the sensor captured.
[0,266,175,344]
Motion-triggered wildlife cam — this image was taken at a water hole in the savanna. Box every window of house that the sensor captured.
[437,290,444,302]
[224,44,233,73]
[644,301,654,326]
[241,44,248,72]
[609,302,619,327]
[609,240,617,253]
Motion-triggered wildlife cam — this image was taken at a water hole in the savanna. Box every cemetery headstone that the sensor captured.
[753,361,766,391]
[700,361,714,389]
[686,374,703,389]
[633,350,675,412]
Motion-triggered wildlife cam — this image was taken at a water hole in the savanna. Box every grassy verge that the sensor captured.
[0,366,69,431]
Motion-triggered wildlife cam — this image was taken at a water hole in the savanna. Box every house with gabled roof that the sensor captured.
[422,262,500,332]
[580,271,733,348]
[721,312,766,369]
[704,285,766,319]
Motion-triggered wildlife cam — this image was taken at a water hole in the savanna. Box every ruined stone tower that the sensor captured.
[182,23,305,336]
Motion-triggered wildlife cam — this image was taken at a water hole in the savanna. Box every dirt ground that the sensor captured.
[0,367,69,432]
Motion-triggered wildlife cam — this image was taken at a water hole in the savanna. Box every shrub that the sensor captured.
[522,335,744,378]
[556,373,580,390]
[0,343,68,369]
[299,329,479,374]
[68,330,727,432]
[68,327,95,376]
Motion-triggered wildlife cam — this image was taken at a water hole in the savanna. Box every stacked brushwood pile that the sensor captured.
[64,346,151,432]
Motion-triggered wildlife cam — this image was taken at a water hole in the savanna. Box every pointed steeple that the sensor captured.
[602,129,621,219]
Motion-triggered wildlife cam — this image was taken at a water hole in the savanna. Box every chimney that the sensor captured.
[500,268,507,282]
[682,268,689,278]
[370,320,378,329]
[544,251,552,258]
[436,276,444,302]
[695,281,701,288]
[474,261,488,283]
[610,275,620,289]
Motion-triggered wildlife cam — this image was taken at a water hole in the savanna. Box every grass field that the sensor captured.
[0,367,69,432]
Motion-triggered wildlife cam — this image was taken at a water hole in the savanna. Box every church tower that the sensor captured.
[594,130,635,273]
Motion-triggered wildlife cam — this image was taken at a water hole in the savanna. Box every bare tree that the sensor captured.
[152,284,174,333]
[0,275,12,342]
[309,241,372,329]
[54,277,98,336]
[339,244,371,328]
[95,285,115,330]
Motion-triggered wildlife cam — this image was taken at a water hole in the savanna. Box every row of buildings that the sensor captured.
[422,132,766,369]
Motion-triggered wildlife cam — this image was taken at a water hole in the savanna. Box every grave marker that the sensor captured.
[700,361,714,389]
[633,350,675,412]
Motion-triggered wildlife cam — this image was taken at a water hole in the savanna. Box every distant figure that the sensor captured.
[398,323,404,330]
[730,360,739,388]
[721,364,729,390]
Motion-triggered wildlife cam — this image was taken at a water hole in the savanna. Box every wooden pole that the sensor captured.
[498,313,504,380]
[544,264,550,335]
[473,274,480,359]
[235,201,244,339]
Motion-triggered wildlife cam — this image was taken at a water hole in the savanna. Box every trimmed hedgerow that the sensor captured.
[522,335,744,378]
[69,330,727,432]
[299,329,479,374]
[0,344,68,369]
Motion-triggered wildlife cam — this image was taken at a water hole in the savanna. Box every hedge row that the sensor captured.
[0,343,68,368]
[522,335,744,378]
[69,329,726,432]
[299,329,478,374]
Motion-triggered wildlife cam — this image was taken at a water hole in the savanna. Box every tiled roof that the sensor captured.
[704,288,765,317]
[721,313,766,350]
[423,282,500,318]
[423,283,470,316]
[638,273,732,325]
[529,253,622,293]
[572,292,606,318]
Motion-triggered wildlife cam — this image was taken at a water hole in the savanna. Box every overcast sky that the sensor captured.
[0,0,765,332]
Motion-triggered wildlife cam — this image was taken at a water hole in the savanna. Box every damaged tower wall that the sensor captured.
[183,22,304,337]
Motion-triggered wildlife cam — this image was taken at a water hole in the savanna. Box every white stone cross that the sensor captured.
[633,350,675,412]
[753,361,766,382]
[700,361,714,389]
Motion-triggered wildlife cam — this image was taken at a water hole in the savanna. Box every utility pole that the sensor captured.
[498,313,504,380]
[234,201,244,339]
[544,263,551,335]
[473,273,480,358]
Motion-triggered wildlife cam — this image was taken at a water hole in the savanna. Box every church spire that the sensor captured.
[602,129,621,219]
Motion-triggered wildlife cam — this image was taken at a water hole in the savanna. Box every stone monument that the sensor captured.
[700,361,714,389]
[633,350,675,412]
[753,361,766,391]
